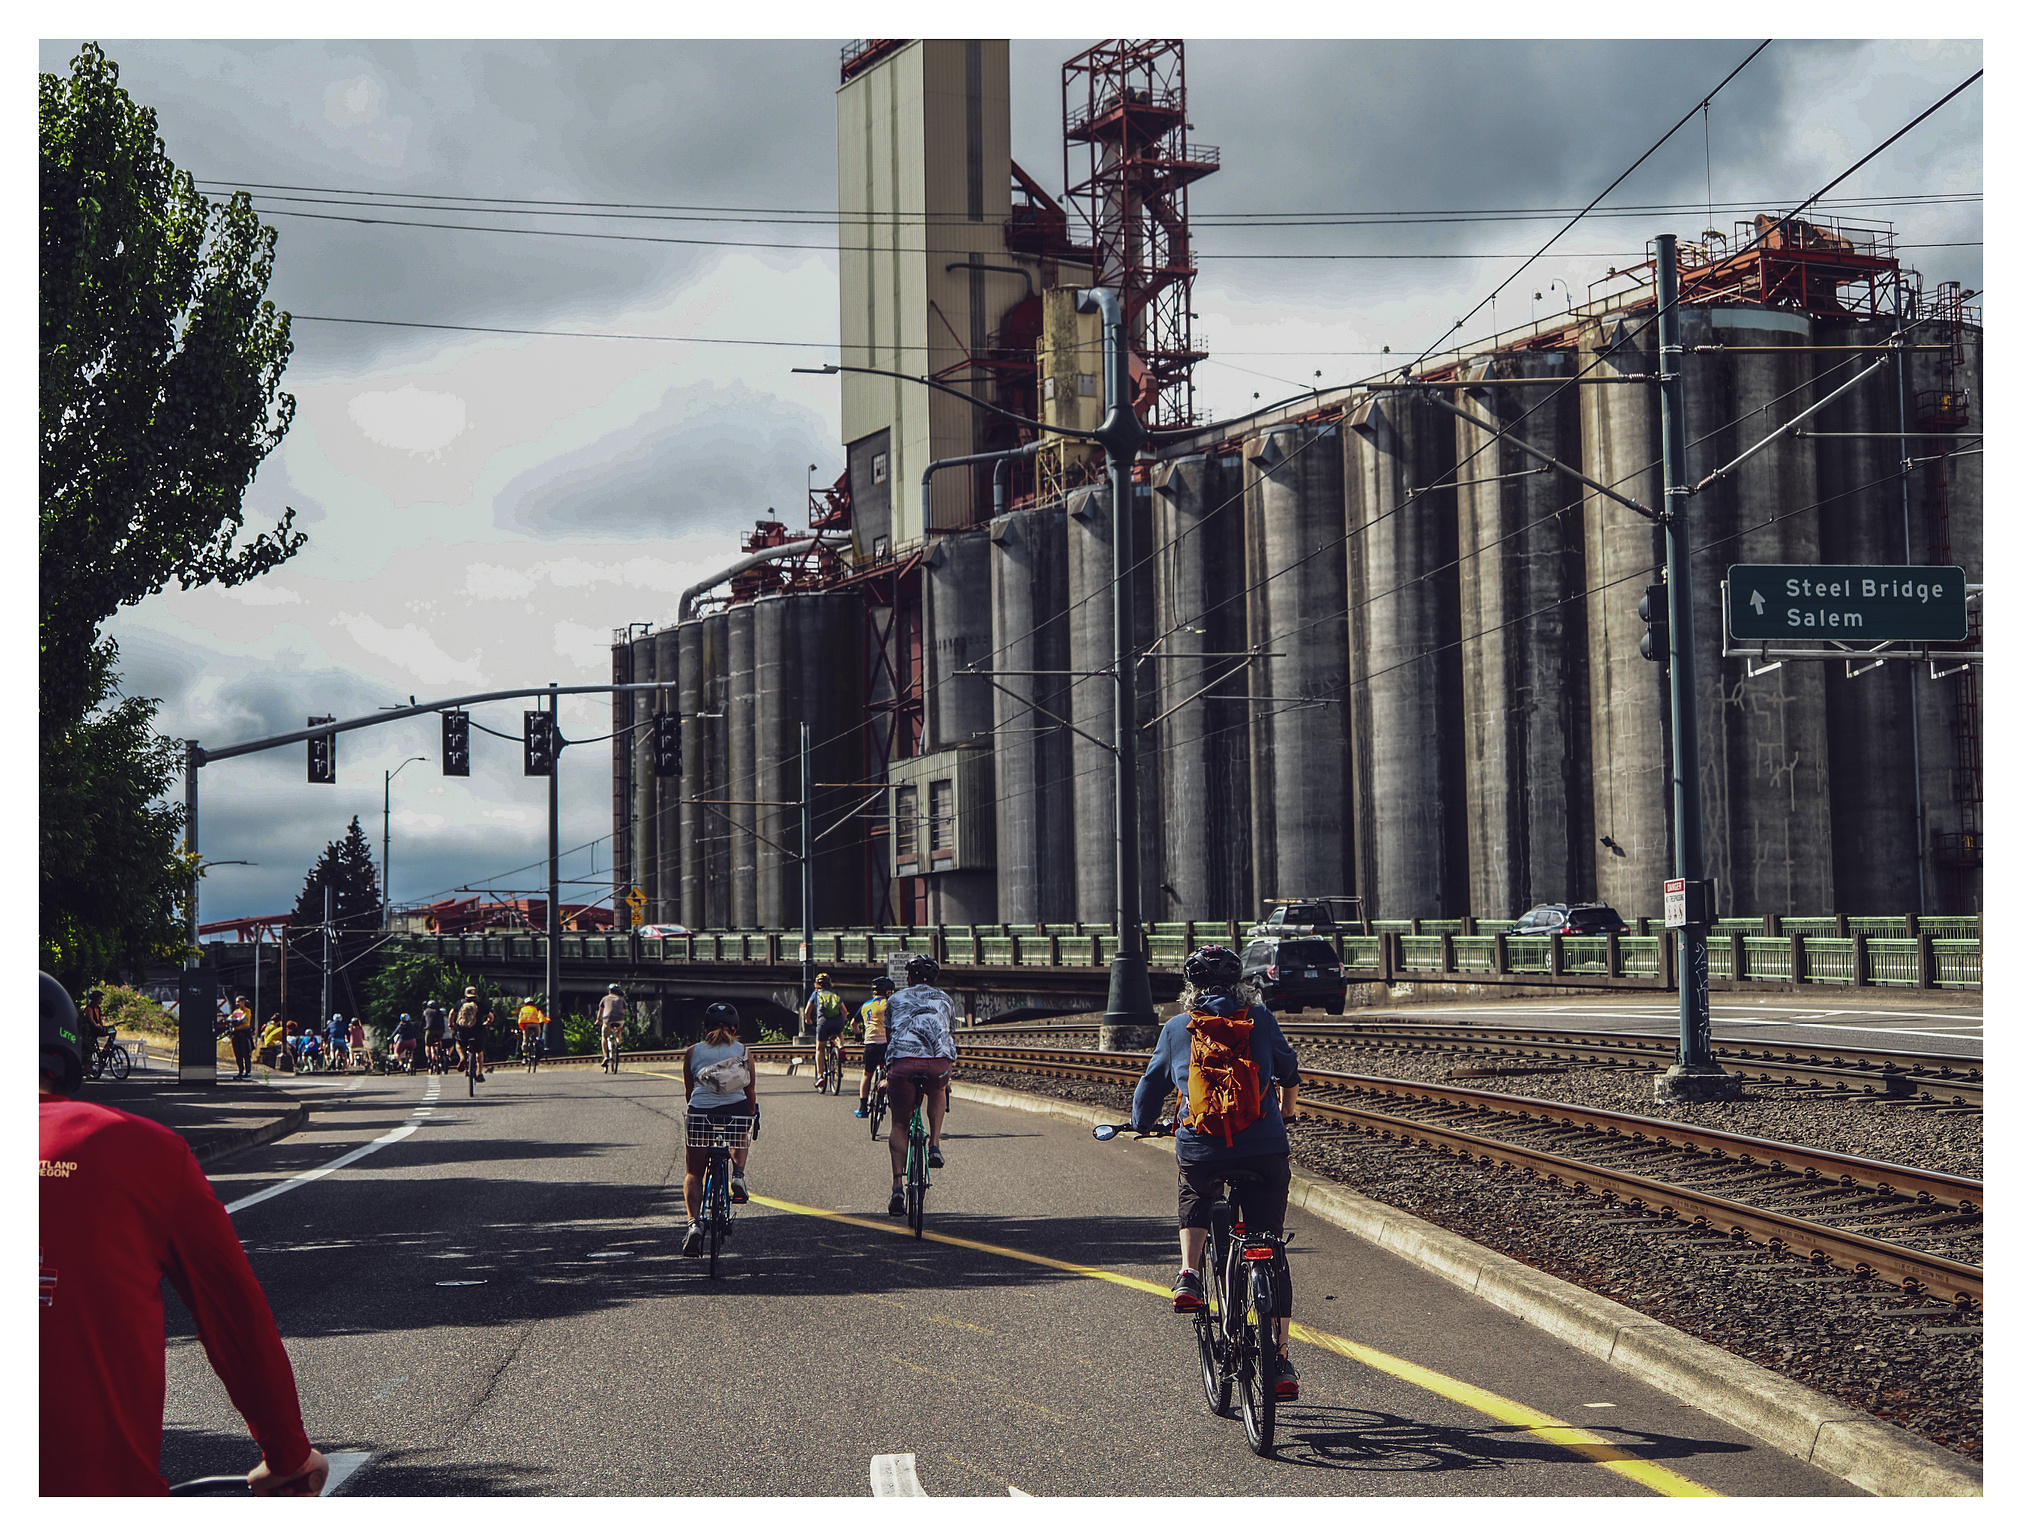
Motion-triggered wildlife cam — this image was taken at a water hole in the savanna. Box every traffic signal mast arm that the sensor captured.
[188,683,669,765]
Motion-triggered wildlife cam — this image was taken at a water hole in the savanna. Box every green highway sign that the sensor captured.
[1725,563,1969,643]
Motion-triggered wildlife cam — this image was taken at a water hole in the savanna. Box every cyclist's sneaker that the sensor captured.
[1274,1352,1300,1401]
[475,1072,485,1082]
[853,1105,868,1119]
[1171,1269,1206,1312]
[682,1222,704,1256]
[927,1146,946,1169]
[887,1191,905,1217]
[730,1174,749,1203]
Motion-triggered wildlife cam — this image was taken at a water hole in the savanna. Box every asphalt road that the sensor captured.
[164,1064,1864,1498]
[1359,993,1983,1057]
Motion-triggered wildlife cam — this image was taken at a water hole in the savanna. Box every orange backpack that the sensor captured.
[1182,1007,1263,1146]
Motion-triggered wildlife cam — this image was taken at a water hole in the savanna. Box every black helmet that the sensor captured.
[1182,944,1243,988]
[871,975,895,996]
[41,973,84,1095]
[902,953,940,984]
[703,1002,740,1033]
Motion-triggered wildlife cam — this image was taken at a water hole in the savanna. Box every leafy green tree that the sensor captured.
[39,43,303,986]
[361,952,488,1038]
[286,819,382,1024]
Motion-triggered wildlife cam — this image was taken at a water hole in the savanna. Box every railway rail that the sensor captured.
[957,1018,1984,1107]
[954,1044,1984,1307]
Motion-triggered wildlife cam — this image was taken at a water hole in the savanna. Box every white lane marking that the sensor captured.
[372,1375,408,1402]
[224,1124,420,1214]
[435,1279,487,1286]
[870,1453,927,1497]
[1008,1485,1031,1497]
[586,1251,631,1259]
[1784,1022,1984,1042]
[321,1451,374,1496]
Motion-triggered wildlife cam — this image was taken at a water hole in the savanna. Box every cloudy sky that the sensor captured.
[35,24,1984,929]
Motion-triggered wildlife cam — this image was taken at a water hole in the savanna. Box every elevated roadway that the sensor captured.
[163,1066,1875,1496]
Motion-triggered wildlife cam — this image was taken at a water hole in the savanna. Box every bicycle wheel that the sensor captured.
[1238,1267,1279,1456]
[108,1045,131,1081]
[707,1165,727,1279]
[868,1085,887,1140]
[1196,1233,1232,1415]
[906,1114,928,1237]
[467,1056,477,1096]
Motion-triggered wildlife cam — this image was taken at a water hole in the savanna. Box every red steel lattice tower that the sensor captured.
[1062,39,1219,430]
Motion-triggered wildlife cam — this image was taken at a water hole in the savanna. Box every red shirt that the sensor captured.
[39,1092,312,1496]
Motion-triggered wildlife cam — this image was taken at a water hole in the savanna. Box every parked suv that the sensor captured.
[1504,903,1629,938]
[1240,936,1347,1015]
[1248,896,1368,938]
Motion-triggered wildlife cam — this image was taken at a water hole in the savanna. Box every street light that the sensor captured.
[383,755,427,925]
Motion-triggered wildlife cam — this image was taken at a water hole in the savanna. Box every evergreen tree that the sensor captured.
[286,818,382,1024]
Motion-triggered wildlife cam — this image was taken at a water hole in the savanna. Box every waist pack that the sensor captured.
[694,1050,752,1096]
[1183,1008,1264,1147]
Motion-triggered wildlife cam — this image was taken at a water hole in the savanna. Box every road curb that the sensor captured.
[191,1101,310,1170]
[950,1079,1981,1498]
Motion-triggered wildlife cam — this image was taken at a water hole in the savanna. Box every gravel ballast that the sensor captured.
[951,1054,1983,1462]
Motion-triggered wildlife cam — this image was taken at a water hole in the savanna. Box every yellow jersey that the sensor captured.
[857,998,889,1043]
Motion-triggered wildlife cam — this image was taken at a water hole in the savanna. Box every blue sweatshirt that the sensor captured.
[1129,997,1299,1163]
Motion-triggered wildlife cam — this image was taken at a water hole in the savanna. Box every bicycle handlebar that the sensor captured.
[1092,1121,1174,1142]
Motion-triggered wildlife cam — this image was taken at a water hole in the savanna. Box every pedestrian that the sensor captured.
[40,973,329,1495]
[227,995,255,1080]
[258,1015,285,1068]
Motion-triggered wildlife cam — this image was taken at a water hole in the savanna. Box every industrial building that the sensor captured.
[610,37,1982,936]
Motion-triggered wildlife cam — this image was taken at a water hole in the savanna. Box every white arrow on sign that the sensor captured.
[1748,589,1766,615]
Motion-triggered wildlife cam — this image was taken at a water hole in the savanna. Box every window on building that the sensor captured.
[895,784,918,862]
[1077,373,1097,397]
[871,452,889,486]
[928,779,955,859]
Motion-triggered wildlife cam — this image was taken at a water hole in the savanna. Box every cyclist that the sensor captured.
[348,1015,369,1072]
[1129,943,1304,1401]
[802,972,847,1073]
[452,988,490,1080]
[680,1002,759,1255]
[81,986,109,1057]
[421,997,449,1072]
[852,974,895,1119]
[391,1013,419,1073]
[39,973,330,1496]
[326,1014,348,1071]
[881,954,957,1215]
[515,995,549,1063]
[596,984,626,1064]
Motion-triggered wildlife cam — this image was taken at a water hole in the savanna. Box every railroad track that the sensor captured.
[957,1018,1984,1108]
[956,1044,1984,1307]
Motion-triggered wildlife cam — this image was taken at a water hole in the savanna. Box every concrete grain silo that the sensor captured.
[989,504,1076,923]
[1454,351,1594,918]
[1150,451,1251,920]
[1243,423,1351,914]
[675,618,707,928]
[1578,315,1671,915]
[1679,307,1835,916]
[752,596,795,930]
[627,631,657,918]
[1343,391,1468,918]
[651,628,679,918]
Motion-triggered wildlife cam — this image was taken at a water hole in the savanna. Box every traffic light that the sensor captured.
[652,711,682,777]
[441,710,470,776]
[1638,583,1669,664]
[523,711,556,776]
[306,716,336,783]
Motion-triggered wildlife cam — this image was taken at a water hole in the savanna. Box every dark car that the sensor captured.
[1504,903,1630,938]
[1240,936,1347,1015]
[1248,896,1367,938]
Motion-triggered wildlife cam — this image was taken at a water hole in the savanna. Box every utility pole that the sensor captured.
[383,755,426,929]
[1652,233,1737,1103]
[800,721,815,1021]
[1077,287,1158,1052]
[321,881,333,1028]
[546,682,562,1057]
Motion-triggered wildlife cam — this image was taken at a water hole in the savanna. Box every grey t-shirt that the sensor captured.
[687,1039,753,1108]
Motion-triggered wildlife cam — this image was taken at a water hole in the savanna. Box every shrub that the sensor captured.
[91,981,178,1045]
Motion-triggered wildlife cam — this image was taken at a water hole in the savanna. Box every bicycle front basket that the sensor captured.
[686,1114,756,1150]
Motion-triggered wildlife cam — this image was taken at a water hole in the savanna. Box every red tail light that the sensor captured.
[1242,1246,1277,1261]
[1265,965,1280,979]
[1560,924,1577,934]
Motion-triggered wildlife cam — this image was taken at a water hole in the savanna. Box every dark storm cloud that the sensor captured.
[40,39,845,376]
[492,382,833,540]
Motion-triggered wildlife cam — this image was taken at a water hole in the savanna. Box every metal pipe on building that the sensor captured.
[677,535,849,622]
[921,440,1040,531]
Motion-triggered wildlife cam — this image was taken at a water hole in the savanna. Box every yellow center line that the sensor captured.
[747,1192,1717,1497]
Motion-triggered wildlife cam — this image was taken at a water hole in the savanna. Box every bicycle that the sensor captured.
[866,1065,889,1141]
[86,1030,131,1082]
[687,1112,756,1279]
[522,1032,542,1074]
[462,1040,482,1097]
[816,1036,844,1095]
[1094,1122,1290,1456]
[900,1072,936,1238]
[602,1031,622,1074]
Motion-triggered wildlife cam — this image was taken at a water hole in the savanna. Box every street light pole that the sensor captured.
[1076,287,1158,1052]
[382,755,427,927]
[547,682,562,1057]
[800,721,815,1016]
